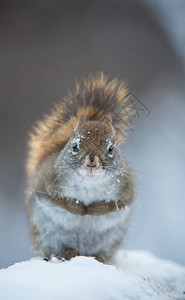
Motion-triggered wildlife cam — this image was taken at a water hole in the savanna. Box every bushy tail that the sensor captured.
[27,72,134,177]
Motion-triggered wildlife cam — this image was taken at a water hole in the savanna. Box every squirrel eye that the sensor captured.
[108,145,113,157]
[72,143,79,155]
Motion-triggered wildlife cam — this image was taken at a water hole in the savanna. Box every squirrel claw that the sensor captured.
[43,257,49,262]
[43,256,65,262]
[57,257,65,262]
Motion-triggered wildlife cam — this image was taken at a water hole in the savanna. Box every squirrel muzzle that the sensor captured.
[83,154,100,172]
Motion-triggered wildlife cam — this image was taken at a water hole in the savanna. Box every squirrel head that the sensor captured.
[26,73,134,178]
[68,114,117,173]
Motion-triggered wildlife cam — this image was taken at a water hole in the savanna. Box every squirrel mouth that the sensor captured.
[85,164,99,172]
[87,163,97,168]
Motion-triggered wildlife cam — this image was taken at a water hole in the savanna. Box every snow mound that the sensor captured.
[0,250,184,300]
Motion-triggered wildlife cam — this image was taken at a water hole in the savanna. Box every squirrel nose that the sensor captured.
[88,154,96,167]
[89,154,94,162]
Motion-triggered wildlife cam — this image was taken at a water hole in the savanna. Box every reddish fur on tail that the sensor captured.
[26,72,134,178]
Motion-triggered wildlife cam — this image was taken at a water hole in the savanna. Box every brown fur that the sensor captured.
[26,72,134,178]
[42,195,129,216]
[61,248,81,260]
[78,121,115,172]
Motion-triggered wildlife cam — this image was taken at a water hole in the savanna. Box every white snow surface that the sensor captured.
[0,250,184,300]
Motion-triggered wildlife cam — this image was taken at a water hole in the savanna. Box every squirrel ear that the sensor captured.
[78,113,86,126]
[104,113,112,125]
[74,113,86,131]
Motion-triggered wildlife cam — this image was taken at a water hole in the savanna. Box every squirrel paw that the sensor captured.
[93,254,106,263]
[62,248,81,260]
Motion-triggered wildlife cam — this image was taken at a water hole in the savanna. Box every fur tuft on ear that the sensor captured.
[78,113,86,126]
[103,113,112,125]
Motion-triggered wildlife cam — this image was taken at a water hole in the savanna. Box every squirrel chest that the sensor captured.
[61,168,118,205]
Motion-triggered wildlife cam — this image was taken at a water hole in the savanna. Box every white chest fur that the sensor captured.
[61,168,119,206]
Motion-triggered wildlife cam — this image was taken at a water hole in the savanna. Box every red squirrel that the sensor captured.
[25,72,135,262]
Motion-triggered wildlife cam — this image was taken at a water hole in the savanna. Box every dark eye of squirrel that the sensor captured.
[72,143,79,152]
[108,145,113,157]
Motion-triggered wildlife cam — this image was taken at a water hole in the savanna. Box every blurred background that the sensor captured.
[0,0,184,268]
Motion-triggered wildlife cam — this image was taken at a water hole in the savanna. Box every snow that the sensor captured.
[0,250,184,300]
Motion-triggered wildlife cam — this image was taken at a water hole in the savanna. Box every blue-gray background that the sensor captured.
[0,0,184,268]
